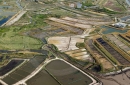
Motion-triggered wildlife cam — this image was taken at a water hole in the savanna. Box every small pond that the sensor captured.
[0,16,11,26]
[101,26,128,34]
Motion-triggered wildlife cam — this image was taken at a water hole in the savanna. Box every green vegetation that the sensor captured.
[66,53,91,66]
[42,0,57,4]
[95,28,101,32]
[96,8,119,14]
[50,8,75,18]
[0,27,42,50]
[118,35,130,48]
[0,14,52,50]
[52,49,90,67]
[76,42,85,48]
[90,28,101,34]
[29,14,48,28]
[82,1,94,7]
[0,0,2,3]
[0,53,37,67]
[14,14,49,33]
[0,16,6,21]
[116,0,127,10]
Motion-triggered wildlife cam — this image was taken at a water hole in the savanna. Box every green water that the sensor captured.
[45,60,93,85]
[101,26,128,34]
[27,70,60,85]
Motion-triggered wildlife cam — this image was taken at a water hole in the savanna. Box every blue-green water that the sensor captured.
[101,26,128,34]
[0,16,11,26]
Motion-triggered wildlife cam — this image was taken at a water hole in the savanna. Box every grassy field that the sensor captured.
[0,27,42,50]
[103,0,126,12]
[0,14,53,50]
[49,8,75,17]
[95,0,126,12]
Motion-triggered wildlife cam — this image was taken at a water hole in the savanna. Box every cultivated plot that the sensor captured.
[2,56,46,85]
[96,38,130,65]
[106,34,130,53]
[26,69,60,85]
[0,60,24,76]
[65,49,93,62]
[45,59,98,85]
[86,39,114,71]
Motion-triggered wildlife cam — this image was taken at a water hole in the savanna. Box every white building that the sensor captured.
[112,22,127,28]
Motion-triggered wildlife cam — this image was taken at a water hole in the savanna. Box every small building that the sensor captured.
[76,2,82,8]
[69,3,75,8]
[112,22,127,28]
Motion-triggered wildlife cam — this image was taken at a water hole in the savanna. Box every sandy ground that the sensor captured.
[4,11,27,26]
[65,49,86,53]
[65,49,92,61]
[62,17,111,26]
[94,52,114,70]
[48,37,70,51]
[100,78,120,85]
[77,16,110,22]
[68,37,84,50]
[75,55,91,61]
[47,36,93,61]
[99,70,130,85]
[49,17,92,29]
[107,73,130,85]
[48,36,84,52]
[66,52,87,57]
[100,58,113,69]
